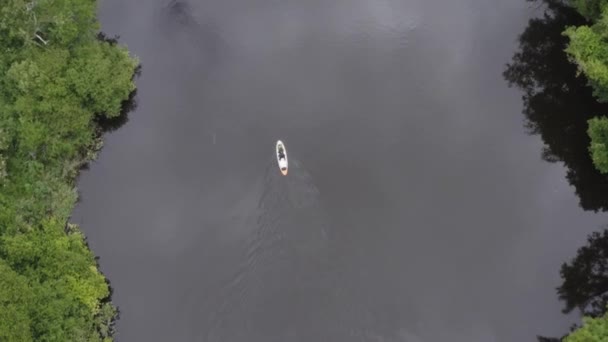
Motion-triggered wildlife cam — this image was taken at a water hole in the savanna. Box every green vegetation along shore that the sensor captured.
[544,1,608,339]
[0,0,138,341]
[565,0,608,174]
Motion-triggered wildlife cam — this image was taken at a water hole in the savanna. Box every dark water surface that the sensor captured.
[73,0,608,340]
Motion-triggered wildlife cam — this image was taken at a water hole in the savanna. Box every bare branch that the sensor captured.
[35,33,47,45]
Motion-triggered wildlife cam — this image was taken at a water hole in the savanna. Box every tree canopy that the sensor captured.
[563,307,608,341]
[588,117,608,173]
[562,0,608,175]
[504,0,608,211]
[0,0,138,340]
[506,1,608,340]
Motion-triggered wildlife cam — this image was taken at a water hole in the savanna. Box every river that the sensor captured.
[72,0,608,341]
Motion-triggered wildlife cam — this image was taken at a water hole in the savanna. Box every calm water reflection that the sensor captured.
[72,0,608,341]
[504,0,608,213]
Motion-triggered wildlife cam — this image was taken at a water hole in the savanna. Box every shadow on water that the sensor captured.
[79,79,139,175]
[505,1,608,340]
[556,228,608,319]
[94,83,140,134]
[204,158,334,342]
[73,31,143,335]
[537,227,608,341]
[503,0,608,212]
[157,0,227,67]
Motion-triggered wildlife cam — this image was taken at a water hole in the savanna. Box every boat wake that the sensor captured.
[203,157,332,341]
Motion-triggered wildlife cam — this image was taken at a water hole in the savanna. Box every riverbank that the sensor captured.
[561,0,608,339]
[563,0,608,175]
[503,0,608,340]
[0,1,138,340]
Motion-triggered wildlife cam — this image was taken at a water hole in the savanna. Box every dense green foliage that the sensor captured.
[588,117,608,173]
[504,0,608,212]
[0,0,138,340]
[570,0,608,20]
[564,0,608,174]
[505,0,608,340]
[564,24,608,102]
[564,311,608,341]
[558,1,608,339]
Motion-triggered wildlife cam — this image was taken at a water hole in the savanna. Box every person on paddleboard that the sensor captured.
[278,145,286,160]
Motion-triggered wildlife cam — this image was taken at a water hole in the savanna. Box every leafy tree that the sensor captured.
[504,0,608,211]
[564,21,608,102]
[0,258,33,342]
[507,2,608,340]
[570,0,608,20]
[588,117,608,173]
[0,0,40,49]
[0,0,97,49]
[0,128,9,181]
[68,41,138,117]
[560,1,608,175]
[0,0,139,340]
[564,310,608,341]
[0,218,111,340]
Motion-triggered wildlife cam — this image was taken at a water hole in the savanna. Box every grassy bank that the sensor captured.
[0,0,138,340]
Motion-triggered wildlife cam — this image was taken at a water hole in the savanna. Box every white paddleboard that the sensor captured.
[276,140,288,176]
